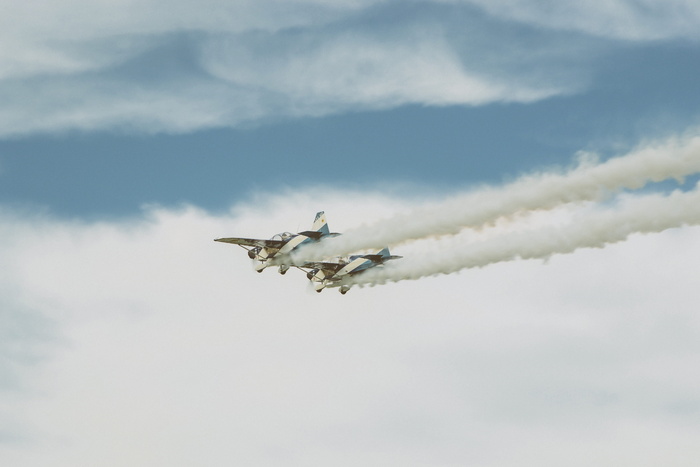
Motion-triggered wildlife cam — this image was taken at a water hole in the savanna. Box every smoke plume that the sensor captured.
[347,184,700,286]
[293,134,700,263]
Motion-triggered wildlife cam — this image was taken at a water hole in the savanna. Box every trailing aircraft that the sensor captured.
[214,211,339,274]
[301,247,402,294]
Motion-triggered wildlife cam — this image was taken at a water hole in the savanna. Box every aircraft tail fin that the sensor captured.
[377,247,391,258]
[311,211,330,236]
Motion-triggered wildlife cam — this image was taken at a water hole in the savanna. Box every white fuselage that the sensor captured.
[336,257,371,276]
[277,234,310,255]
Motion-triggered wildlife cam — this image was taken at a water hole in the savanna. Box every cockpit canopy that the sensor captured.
[271,232,294,241]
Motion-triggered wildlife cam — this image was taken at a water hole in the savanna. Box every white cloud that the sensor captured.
[453,0,700,40]
[1,188,700,466]
[0,0,603,137]
[201,26,559,114]
[2,0,699,137]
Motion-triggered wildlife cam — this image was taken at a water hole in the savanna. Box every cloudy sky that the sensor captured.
[2,1,700,465]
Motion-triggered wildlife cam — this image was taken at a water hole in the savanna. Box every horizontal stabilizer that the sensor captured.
[363,254,403,263]
[297,230,341,240]
[297,230,324,240]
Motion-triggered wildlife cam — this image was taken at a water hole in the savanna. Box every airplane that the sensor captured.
[301,247,402,294]
[214,211,340,274]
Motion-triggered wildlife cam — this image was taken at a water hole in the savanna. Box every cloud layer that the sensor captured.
[4,0,698,137]
[459,0,700,40]
[2,183,700,466]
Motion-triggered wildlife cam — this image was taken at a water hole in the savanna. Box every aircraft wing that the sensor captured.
[214,237,286,249]
[299,261,346,273]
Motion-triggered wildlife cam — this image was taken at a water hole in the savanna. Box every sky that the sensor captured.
[2,1,700,466]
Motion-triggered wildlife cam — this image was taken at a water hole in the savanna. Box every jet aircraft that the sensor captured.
[301,247,402,294]
[214,211,339,274]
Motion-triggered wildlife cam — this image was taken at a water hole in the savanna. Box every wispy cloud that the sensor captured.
[456,0,700,40]
[0,0,650,137]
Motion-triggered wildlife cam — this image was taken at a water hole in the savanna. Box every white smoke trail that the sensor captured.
[293,134,700,262]
[347,183,700,287]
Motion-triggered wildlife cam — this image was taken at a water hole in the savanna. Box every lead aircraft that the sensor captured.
[214,211,339,274]
[301,247,402,294]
